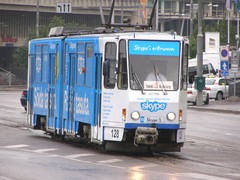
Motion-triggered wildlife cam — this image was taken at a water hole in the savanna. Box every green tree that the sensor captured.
[13,45,28,68]
[14,16,85,68]
[189,17,238,59]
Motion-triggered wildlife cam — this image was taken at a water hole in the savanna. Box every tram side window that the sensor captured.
[35,44,49,84]
[76,43,85,86]
[117,40,128,89]
[42,45,49,83]
[35,45,42,83]
[85,44,94,87]
[103,42,117,89]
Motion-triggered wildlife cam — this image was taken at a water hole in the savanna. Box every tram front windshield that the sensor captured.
[128,40,180,91]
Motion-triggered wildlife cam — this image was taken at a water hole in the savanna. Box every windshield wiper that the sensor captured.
[131,65,145,94]
[153,64,167,95]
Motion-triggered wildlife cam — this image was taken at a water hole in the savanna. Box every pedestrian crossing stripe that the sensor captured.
[131,163,159,170]
[65,153,95,159]
[97,159,122,164]
[4,144,29,148]
[32,148,58,153]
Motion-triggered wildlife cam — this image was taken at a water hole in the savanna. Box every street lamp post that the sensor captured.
[190,0,193,37]
[234,11,239,96]
[196,0,203,106]
[36,0,39,38]
[186,0,193,37]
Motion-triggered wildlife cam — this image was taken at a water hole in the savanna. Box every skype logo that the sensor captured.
[140,101,167,112]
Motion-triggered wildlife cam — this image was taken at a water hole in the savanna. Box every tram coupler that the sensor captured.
[134,127,158,146]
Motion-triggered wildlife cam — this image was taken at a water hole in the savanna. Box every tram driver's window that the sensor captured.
[103,42,117,89]
[117,40,128,89]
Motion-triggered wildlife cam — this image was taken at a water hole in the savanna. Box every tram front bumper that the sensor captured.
[134,127,158,146]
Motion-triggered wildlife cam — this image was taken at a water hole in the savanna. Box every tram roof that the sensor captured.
[30,26,187,43]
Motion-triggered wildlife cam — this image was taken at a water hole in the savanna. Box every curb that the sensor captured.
[0,85,27,91]
[188,106,240,115]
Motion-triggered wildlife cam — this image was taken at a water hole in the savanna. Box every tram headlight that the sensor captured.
[131,111,140,120]
[167,112,176,121]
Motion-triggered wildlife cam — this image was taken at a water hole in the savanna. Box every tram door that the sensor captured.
[63,43,76,133]
[68,54,76,131]
[48,45,59,130]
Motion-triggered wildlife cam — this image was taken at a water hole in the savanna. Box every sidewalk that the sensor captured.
[0,85,27,91]
[188,96,240,115]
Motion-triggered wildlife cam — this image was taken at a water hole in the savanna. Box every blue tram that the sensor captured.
[27,26,189,152]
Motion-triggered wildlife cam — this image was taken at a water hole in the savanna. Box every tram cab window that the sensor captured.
[103,42,117,89]
[117,40,128,89]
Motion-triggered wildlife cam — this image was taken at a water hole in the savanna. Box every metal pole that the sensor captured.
[121,0,123,23]
[228,11,230,45]
[237,12,239,49]
[36,0,39,38]
[155,0,159,30]
[234,12,239,96]
[196,0,203,105]
[152,0,159,30]
[190,0,193,37]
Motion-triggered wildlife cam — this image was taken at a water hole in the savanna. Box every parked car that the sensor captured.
[187,84,209,105]
[205,77,234,100]
[20,89,27,111]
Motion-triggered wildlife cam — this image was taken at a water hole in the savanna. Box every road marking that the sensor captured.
[228,173,240,177]
[131,163,159,170]
[2,144,234,179]
[0,176,12,180]
[65,153,95,159]
[97,158,122,164]
[4,144,29,149]
[47,154,61,158]
[32,148,57,153]
[224,132,233,136]
[176,173,232,180]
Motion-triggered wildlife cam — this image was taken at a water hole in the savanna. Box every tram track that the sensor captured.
[132,135,240,179]
[2,124,240,180]
[186,135,240,152]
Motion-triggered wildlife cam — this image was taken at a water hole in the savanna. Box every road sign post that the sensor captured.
[220,47,229,77]
[231,51,240,96]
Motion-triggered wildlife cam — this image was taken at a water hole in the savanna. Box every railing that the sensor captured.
[0,67,16,86]
[159,8,229,20]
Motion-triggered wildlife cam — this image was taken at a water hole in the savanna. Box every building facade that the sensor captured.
[0,0,234,84]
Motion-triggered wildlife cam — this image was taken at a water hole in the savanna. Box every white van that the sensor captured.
[188,58,217,84]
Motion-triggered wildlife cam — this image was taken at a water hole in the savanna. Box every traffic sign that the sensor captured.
[231,51,239,72]
[56,3,72,13]
[220,47,228,61]
[220,60,229,76]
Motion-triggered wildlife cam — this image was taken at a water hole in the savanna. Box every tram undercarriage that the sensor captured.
[33,115,183,152]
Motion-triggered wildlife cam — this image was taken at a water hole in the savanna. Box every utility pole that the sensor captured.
[155,0,159,30]
[36,0,39,38]
[234,11,239,96]
[152,0,159,30]
[196,0,203,105]
[190,0,193,37]
[121,0,123,23]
